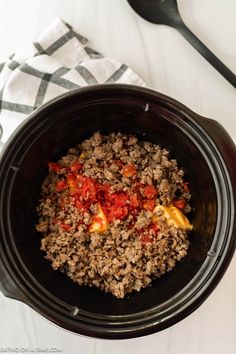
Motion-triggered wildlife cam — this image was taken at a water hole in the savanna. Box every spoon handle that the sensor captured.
[177,23,236,88]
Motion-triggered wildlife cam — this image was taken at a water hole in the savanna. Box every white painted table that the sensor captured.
[0,1,235,353]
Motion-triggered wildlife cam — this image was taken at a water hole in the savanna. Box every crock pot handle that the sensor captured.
[193,114,236,177]
[0,257,27,302]
[0,123,4,153]
[0,126,25,301]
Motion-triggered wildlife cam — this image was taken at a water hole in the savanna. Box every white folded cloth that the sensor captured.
[0,17,145,144]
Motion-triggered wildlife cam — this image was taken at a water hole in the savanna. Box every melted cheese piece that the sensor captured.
[153,205,193,230]
[89,203,108,233]
[79,152,85,159]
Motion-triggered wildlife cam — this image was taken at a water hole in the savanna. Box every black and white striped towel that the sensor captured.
[0,17,145,144]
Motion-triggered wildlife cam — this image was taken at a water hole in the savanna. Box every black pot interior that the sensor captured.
[7,91,216,316]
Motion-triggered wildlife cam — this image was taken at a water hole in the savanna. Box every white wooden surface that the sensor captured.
[0,1,236,353]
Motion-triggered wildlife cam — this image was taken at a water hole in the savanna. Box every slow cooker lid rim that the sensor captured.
[0,83,235,330]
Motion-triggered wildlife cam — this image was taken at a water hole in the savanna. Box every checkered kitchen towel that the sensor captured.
[0,17,145,144]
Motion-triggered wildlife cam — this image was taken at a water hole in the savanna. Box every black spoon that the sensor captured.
[128,0,236,88]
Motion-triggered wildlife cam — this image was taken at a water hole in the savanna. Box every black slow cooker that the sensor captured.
[0,84,235,339]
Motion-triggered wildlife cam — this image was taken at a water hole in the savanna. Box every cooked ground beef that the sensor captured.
[36,132,192,298]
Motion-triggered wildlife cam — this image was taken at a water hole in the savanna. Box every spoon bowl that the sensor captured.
[128,0,182,27]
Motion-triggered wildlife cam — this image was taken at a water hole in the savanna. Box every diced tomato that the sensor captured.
[106,205,128,222]
[139,222,159,245]
[113,160,124,169]
[70,162,83,172]
[75,200,87,212]
[173,199,186,209]
[55,180,67,192]
[67,175,79,195]
[67,173,77,185]
[81,178,97,202]
[67,174,97,202]
[60,223,71,231]
[104,208,114,223]
[52,218,59,225]
[114,206,128,220]
[96,184,110,204]
[111,192,128,207]
[97,190,107,201]
[76,220,83,228]
[143,199,156,211]
[48,162,63,173]
[135,227,144,235]
[129,194,141,209]
[143,185,157,199]
[183,182,190,193]
[149,222,159,233]
[122,164,136,178]
[140,233,152,245]
[100,199,112,213]
[69,187,80,196]
[96,183,110,194]
[101,191,129,222]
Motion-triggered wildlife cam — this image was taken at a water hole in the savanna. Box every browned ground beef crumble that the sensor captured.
[36,132,192,298]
